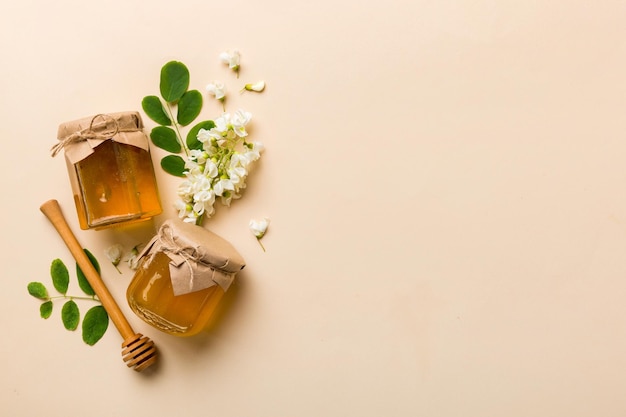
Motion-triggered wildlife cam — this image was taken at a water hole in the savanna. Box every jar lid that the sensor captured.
[139,219,246,296]
[54,111,150,164]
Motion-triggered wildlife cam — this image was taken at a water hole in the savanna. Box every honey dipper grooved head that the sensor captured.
[121,333,157,372]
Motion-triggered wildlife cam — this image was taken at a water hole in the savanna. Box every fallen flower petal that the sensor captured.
[241,81,266,93]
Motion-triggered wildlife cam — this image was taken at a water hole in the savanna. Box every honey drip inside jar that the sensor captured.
[73,140,162,229]
[127,251,225,337]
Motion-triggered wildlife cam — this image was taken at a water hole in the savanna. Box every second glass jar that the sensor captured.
[127,219,246,337]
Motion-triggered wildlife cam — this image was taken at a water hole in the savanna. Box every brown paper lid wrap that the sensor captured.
[138,220,246,296]
[53,111,150,164]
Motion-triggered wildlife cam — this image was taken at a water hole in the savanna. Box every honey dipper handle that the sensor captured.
[40,199,135,339]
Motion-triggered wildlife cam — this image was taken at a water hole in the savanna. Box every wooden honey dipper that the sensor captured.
[40,199,158,372]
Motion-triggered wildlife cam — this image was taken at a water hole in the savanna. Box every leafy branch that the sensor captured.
[141,61,215,177]
[27,249,109,346]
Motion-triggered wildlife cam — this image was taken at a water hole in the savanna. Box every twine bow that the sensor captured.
[136,220,239,295]
[150,222,211,292]
[51,113,140,157]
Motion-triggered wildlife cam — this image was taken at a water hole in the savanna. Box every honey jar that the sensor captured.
[127,219,245,337]
[53,112,162,230]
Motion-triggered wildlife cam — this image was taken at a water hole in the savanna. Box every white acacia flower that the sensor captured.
[127,245,141,270]
[228,165,247,183]
[214,178,235,196]
[241,81,266,93]
[206,81,226,100]
[220,50,241,76]
[177,179,194,196]
[209,113,236,144]
[196,128,212,143]
[193,200,207,216]
[192,176,212,194]
[194,188,215,205]
[184,159,201,174]
[203,160,219,178]
[244,142,264,162]
[188,149,206,163]
[230,153,249,168]
[105,244,124,273]
[232,109,252,138]
[211,115,229,135]
[249,218,270,238]
[174,199,191,218]
[249,218,270,251]
[183,213,199,224]
[220,192,235,207]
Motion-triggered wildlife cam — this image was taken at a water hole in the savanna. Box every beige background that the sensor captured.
[2,0,626,416]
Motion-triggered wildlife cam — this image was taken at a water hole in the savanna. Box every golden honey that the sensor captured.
[55,112,162,230]
[127,251,225,336]
[127,220,245,337]
[72,139,161,229]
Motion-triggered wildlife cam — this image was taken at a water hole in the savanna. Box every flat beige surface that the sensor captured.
[2,1,626,415]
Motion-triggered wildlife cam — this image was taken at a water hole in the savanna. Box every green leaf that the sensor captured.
[40,301,53,319]
[161,155,186,177]
[50,258,69,294]
[76,249,99,297]
[177,90,203,126]
[61,300,79,331]
[141,95,171,126]
[160,61,189,103]
[150,126,181,153]
[186,120,216,150]
[82,305,109,346]
[27,282,49,300]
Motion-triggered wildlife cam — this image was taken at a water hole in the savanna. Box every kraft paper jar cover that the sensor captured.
[137,219,246,296]
[55,111,150,164]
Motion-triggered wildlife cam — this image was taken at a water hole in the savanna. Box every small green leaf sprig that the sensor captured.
[27,249,109,346]
[141,61,213,177]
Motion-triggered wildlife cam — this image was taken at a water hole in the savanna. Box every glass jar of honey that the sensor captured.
[126,219,245,337]
[53,112,162,230]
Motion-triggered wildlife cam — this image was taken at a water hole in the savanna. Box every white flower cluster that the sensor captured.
[174,109,264,224]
